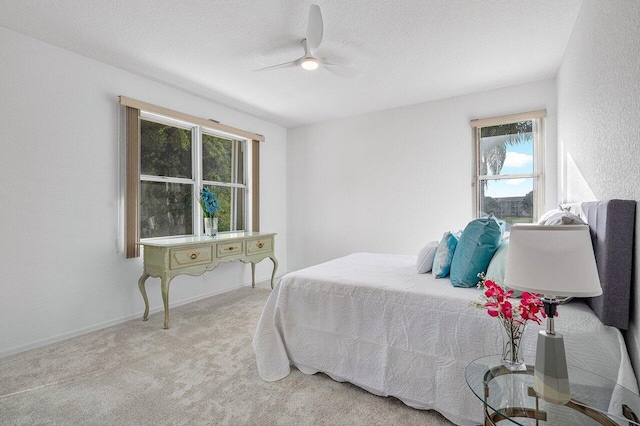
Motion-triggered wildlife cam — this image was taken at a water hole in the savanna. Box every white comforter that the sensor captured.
[253,253,637,425]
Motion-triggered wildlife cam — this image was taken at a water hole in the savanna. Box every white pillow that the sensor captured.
[538,206,568,224]
[538,208,585,226]
[416,241,438,273]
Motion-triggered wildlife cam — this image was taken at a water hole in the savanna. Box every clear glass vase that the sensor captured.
[204,217,218,237]
[500,320,527,371]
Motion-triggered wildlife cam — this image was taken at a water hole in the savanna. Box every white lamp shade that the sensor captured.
[504,225,602,298]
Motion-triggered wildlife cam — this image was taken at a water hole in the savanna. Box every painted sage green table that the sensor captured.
[137,232,277,329]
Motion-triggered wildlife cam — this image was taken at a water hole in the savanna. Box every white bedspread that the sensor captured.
[253,253,638,425]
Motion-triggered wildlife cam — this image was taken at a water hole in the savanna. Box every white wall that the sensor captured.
[556,0,640,386]
[287,79,557,272]
[0,27,287,357]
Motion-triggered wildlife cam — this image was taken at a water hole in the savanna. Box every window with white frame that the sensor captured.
[201,131,246,234]
[139,112,248,239]
[120,96,262,258]
[472,110,545,225]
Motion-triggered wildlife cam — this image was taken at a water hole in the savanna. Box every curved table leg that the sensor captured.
[161,276,173,329]
[251,262,256,288]
[138,273,150,321]
[269,256,278,289]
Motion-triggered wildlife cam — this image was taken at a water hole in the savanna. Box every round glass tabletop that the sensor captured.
[465,355,640,425]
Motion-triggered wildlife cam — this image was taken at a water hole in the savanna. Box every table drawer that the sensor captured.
[217,241,244,257]
[246,237,273,255]
[170,246,213,268]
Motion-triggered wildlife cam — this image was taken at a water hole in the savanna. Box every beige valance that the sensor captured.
[119,96,264,142]
[470,109,547,128]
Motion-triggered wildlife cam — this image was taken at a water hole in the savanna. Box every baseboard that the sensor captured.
[0,272,286,359]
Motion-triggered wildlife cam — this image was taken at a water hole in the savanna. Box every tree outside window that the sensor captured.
[474,113,545,226]
[139,115,247,239]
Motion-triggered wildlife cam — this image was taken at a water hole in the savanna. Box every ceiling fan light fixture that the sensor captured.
[301,57,319,70]
[254,5,358,77]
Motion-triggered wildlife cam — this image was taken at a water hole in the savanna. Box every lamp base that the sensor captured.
[534,330,570,404]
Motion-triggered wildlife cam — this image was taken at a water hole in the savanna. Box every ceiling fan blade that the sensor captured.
[306,4,323,54]
[322,62,361,78]
[253,59,300,71]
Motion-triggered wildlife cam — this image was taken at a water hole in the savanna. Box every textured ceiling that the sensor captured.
[0,0,582,127]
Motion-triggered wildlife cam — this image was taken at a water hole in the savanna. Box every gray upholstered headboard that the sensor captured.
[565,200,636,330]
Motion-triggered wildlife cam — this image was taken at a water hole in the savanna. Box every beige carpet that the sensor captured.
[0,283,453,425]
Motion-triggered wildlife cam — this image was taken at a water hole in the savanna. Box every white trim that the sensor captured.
[478,173,541,181]
[246,143,254,233]
[193,124,203,236]
[202,180,246,189]
[535,117,546,219]
[140,175,194,184]
[474,116,545,221]
[201,126,246,145]
[141,111,194,131]
[138,111,250,238]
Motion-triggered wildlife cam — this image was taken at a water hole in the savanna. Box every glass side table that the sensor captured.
[466,355,640,425]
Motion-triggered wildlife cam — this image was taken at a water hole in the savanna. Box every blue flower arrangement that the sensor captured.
[199,187,220,218]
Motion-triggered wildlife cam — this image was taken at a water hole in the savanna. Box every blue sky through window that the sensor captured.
[483,135,533,197]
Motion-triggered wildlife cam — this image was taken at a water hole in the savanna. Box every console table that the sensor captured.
[137,232,277,329]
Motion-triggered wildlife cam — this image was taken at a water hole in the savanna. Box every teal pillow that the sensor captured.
[485,240,522,298]
[450,216,503,287]
[432,231,460,278]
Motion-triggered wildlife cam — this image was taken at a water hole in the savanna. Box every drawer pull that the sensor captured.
[190,252,199,259]
[227,246,238,251]
[257,242,264,248]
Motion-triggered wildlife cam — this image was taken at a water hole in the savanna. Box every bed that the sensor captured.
[253,200,638,425]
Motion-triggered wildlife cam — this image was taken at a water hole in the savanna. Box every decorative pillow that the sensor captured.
[538,207,586,226]
[416,241,438,273]
[538,206,569,224]
[450,216,504,288]
[485,240,522,298]
[432,232,460,278]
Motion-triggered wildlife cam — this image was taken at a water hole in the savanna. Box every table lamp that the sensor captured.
[504,224,602,405]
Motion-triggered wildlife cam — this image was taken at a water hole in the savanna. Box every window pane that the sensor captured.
[140,181,193,238]
[203,134,244,184]
[205,185,245,232]
[479,178,534,226]
[140,120,192,178]
[479,121,533,176]
[234,140,245,185]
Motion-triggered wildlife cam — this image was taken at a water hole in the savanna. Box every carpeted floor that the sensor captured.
[0,283,453,425]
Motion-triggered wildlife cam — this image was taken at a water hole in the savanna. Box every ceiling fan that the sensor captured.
[255,4,359,77]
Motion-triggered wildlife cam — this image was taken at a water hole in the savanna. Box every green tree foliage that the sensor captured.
[202,134,244,233]
[141,120,191,178]
[480,121,532,139]
[203,134,232,182]
[140,182,193,238]
[138,121,245,237]
[140,120,193,238]
[482,196,501,217]
[479,121,532,176]
[521,190,534,215]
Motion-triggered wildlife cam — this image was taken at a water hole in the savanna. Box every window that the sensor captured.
[138,114,248,239]
[201,132,246,233]
[140,116,194,238]
[471,110,545,226]
[120,96,263,258]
